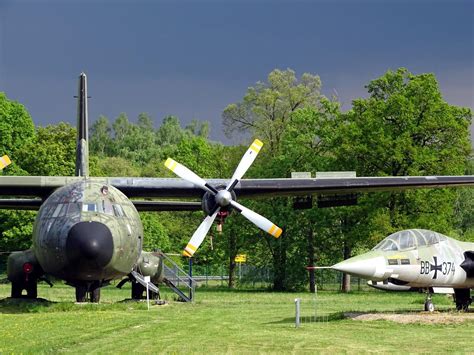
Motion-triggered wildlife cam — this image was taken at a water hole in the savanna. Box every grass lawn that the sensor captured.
[0,282,472,353]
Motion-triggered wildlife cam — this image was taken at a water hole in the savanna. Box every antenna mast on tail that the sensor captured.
[75,72,89,177]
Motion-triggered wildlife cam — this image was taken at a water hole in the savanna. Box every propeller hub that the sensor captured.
[215,190,233,207]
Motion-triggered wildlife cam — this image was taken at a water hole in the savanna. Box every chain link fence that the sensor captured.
[190,263,370,291]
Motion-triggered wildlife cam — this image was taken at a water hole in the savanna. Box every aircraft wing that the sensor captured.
[0,175,473,210]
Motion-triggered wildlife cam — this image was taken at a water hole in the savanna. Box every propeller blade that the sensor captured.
[230,200,282,238]
[0,155,11,170]
[226,139,263,191]
[183,209,220,257]
[165,158,217,194]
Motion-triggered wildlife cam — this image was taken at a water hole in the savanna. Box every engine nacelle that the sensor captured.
[7,249,43,283]
[136,251,164,284]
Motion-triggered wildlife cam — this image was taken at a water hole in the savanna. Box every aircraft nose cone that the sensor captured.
[332,255,386,279]
[66,221,114,267]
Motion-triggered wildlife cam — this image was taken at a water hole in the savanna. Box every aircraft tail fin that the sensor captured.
[75,72,89,177]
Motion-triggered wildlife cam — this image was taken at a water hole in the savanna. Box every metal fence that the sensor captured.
[189,263,369,291]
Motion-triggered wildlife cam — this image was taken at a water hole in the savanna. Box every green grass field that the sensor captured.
[0,283,473,353]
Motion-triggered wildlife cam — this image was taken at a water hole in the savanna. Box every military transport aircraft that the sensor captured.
[325,229,474,311]
[2,73,474,303]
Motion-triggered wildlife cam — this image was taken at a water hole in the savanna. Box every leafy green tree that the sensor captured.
[156,116,186,147]
[0,92,35,175]
[334,68,471,177]
[141,212,171,252]
[95,156,141,177]
[17,123,76,176]
[90,115,113,157]
[185,119,210,139]
[0,210,35,252]
[222,68,322,153]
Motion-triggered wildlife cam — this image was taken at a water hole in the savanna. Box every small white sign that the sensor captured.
[291,172,311,179]
[144,276,150,283]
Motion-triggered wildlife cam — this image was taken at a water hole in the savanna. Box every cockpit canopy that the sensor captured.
[48,201,127,218]
[372,229,447,252]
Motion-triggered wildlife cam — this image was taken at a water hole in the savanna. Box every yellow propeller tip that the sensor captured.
[268,224,282,238]
[0,155,11,169]
[274,227,283,238]
[165,158,178,171]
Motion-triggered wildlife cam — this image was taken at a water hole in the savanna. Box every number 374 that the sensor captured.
[420,261,455,275]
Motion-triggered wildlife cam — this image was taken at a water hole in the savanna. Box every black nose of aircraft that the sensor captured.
[66,221,114,270]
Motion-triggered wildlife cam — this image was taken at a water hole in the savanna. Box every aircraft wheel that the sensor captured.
[90,287,101,303]
[75,285,87,302]
[25,280,37,299]
[424,299,435,312]
[11,282,23,298]
[152,288,161,300]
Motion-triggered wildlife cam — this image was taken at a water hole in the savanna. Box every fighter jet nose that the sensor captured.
[332,255,387,279]
[66,221,114,267]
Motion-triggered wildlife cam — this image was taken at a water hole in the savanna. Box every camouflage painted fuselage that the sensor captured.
[32,179,143,284]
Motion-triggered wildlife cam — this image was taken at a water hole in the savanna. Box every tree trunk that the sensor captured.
[307,227,316,293]
[341,242,351,293]
[228,233,237,288]
[272,234,287,291]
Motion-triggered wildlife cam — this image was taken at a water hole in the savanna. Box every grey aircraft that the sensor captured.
[2,73,474,303]
[327,229,474,311]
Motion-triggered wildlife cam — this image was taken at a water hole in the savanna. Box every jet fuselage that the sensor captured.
[333,229,474,289]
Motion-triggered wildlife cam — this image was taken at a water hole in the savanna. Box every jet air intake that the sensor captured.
[460,251,474,278]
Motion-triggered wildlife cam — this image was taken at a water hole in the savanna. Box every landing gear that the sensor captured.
[131,279,160,300]
[10,278,38,299]
[454,288,471,311]
[424,298,435,312]
[75,285,87,302]
[424,291,435,312]
[131,280,145,300]
[75,282,101,303]
[90,286,101,303]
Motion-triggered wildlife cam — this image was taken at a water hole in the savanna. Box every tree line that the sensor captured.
[0,68,472,291]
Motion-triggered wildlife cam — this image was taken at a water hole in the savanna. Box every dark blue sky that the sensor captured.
[1,0,473,144]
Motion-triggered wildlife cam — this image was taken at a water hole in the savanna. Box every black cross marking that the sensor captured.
[429,256,442,279]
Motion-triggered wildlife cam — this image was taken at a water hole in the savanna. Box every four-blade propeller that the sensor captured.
[165,139,282,257]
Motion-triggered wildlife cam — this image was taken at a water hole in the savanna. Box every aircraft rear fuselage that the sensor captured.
[32,179,143,285]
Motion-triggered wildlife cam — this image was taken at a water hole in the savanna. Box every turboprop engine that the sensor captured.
[165,139,282,257]
[136,251,164,285]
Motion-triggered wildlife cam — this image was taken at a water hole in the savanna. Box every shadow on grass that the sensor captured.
[0,297,56,314]
[269,312,346,324]
[270,308,474,326]
[0,297,152,314]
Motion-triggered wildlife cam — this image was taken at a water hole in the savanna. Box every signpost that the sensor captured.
[295,298,301,328]
[235,254,247,281]
[144,276,151,310]
[235,254,246,263]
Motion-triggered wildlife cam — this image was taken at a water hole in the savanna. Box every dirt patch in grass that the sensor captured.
[345,311,474,324]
